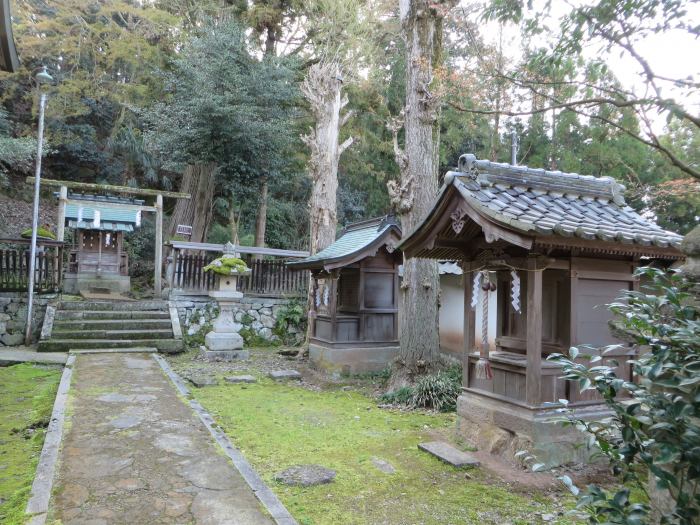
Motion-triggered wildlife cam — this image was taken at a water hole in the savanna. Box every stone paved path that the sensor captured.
[48,352,273,524]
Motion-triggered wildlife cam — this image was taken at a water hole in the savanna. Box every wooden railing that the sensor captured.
[0,239,64,293]
[167,251,308,297]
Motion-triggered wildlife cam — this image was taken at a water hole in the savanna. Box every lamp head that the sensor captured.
[35,66,53,85]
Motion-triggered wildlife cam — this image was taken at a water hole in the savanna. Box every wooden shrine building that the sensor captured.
[29,177,190,296]
[289,216,402,374]
[61,193,143,294]
[399,154,684,465]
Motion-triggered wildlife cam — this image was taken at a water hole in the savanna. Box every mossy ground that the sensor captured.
[191,357,573,525]
[0,363,61,524]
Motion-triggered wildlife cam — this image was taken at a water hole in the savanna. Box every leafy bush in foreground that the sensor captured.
[548,267,699,525]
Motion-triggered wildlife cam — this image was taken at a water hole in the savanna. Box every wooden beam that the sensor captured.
[26,177,191,200]
[154,195,163,296]
[168,240,309,259]
[526,258,543,406]
[56,186,67,242]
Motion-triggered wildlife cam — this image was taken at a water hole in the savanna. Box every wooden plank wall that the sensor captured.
[172,252,307,296]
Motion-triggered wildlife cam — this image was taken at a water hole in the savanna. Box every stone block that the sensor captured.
[1,332,25,346]
[0,313,10,322]
[274,465,335,487]
[418,442,480,468]
[260,307,272,316]
[224,375,257,384]
[269,370,302,381]
[260,316,275,329]
[309,343,399,375]
[0,321,5,334]
[201,349,249,362]
[205,331,244,351]
[186,373,218,387]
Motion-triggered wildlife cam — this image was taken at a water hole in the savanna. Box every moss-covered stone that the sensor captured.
[20,227,56,240]
[203,256,249,276]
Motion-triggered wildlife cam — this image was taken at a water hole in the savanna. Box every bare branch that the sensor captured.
[338,136,354,156]
[340,109,354,127]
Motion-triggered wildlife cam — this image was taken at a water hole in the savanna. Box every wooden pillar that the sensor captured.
[526,257,543,406]
[358,262,365,341]
[463,267,476,388]
[155,194,163,296]
[569,259,579,348]
[56,185,67,242]
[329,271,339,340]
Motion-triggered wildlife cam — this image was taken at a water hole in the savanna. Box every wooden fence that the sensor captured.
[168,252,308,296]
[0,239,64,293]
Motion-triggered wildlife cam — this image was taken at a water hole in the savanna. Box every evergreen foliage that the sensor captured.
[547,268,700,524]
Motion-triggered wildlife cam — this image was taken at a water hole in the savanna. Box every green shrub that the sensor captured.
[411,369,462,412]
[380,386,414,406]
[273,298,307,346]
[380,365,462,412]
[544,267,700,524]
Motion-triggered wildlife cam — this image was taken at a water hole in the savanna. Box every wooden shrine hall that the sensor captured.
[288,216,402,374]
[30,177,190,296]
[399,153,684,465]
[61,193,143,294]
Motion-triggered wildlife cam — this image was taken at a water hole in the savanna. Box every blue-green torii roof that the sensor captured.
[288,216,401,271]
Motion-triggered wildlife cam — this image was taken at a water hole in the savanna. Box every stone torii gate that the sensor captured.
[27,177,191,296]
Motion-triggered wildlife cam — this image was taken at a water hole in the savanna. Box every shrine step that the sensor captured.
[52,319,173,331]
[418,442,481,468]
[58,300,168,311]
[50,329,174,340]
[38,338,183,353]
[55,310,171,321]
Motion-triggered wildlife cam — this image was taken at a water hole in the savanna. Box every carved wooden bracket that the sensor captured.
[450,203,468,234]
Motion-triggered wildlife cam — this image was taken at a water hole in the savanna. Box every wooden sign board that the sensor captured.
[176,225,192,237]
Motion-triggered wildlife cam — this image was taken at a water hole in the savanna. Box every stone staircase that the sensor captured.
[38,300,183,353]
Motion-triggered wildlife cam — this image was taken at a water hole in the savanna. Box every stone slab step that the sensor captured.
[55,310,171,321]
[418,442,480,468]
[50,329,173,340]
[69,347,158,354]
[58,300,168,311]
[38,338,183,354]
[53,319,172,330]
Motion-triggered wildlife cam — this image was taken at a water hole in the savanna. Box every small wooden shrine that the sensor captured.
[400,154,684,465]
[61,193,143,294]
[289,216,402,374]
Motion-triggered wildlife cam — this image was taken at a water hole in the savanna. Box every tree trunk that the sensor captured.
[301,61,354,256]
[388,0,454,386]
[253,175,269,260]
[253,24,277,259]
[301,60,354,354]
[167,162,217,243]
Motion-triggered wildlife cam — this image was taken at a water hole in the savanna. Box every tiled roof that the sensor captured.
[65,204,139,226]
[444,154,683,249]
[288,216,400,269]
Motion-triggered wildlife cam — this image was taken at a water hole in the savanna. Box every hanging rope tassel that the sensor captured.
[475,271,493,380]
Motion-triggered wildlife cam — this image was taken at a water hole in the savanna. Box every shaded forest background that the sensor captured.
[0,0,697,252]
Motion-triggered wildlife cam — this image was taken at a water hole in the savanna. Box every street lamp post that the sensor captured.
[24,66,53,346]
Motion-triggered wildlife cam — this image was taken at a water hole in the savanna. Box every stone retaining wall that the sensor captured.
[0,292,58,346]
[171,295,300,344]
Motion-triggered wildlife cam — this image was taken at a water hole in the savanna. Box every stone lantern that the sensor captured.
[202,242,252,360]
